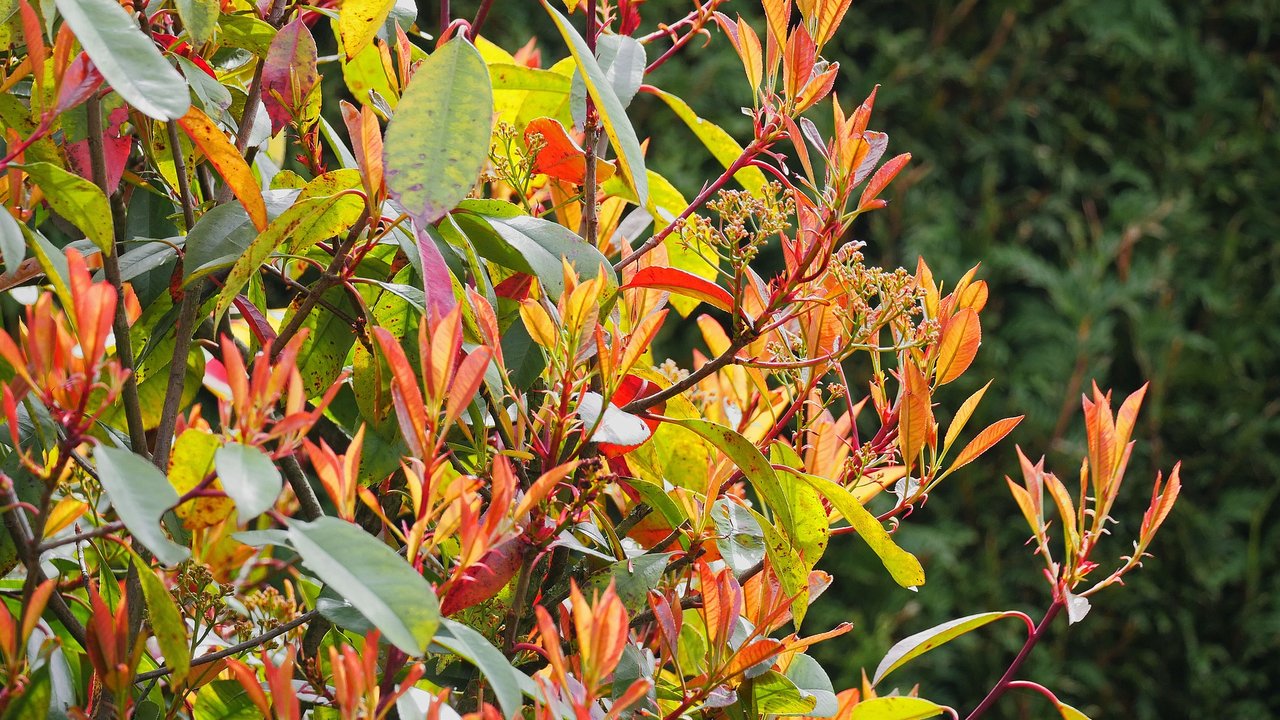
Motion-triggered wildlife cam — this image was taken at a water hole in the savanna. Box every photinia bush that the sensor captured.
[0,0,1181,718]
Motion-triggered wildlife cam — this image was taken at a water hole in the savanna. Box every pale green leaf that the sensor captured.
[432,619,527,720]
[0,207,25,271]
[20,162,113,253]
[93,446,190,566]
[132,553,191,683]
[53,0,190,120]
[847,697,948,720]
[174,0,218,44]
[786,468,925,588]
[214,443,282,520]
[289,517,439,655]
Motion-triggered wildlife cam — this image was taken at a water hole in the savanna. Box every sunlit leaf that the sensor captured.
[19,162,112,253]
[647,87,767,195]
[339,0,397,59]
[384,37,493,226]
[847,696,948,720]
[873,611,1026,684]
[934,308,981,386]
[177,107,268,232]
[623,266,734,313]
[949,416,1024,473]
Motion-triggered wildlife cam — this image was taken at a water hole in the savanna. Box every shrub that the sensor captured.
[0,0,1180,718]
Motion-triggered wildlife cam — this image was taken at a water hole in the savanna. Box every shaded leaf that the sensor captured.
[94,446,190,566]
[132,553,191,683]
[289,516,439,655]
[20,162,113,253]
[214,443,282,520]
[432,618,526,720]
[52,0,190,120]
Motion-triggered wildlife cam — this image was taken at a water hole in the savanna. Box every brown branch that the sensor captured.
[133,609,320,683]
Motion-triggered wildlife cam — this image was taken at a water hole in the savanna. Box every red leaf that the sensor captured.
[623,266,734,313]
[232,296,278,349]
[54,53,103,114]
[439,539,532,616]
[858,152,911,211]
[262,17,319,135]
[416,225,457,319]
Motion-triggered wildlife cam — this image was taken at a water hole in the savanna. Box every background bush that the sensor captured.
[487,0,1279,717]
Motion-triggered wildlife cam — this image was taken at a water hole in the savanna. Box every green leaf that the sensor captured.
[711,498,766,574]
[214,443,282,520]
[384,38,493,225]
[544,3,648,206]
[873,611,1025,685]
[648,87,767,195]
[194,679,264,720]
[52,0,190,120]
[785,654,838,718]
[174,0,218,45]
[784,468,925,589]
[132,552,191,683]
[589,553,672,610]
[6,662,50,720]
[93,446,190,566]
[570,34,646,124]
[458,213,615,298]
[20,162,113,253]
[183,192,298,283]
[214,192,361,319]
[847,697,948,720]
[0,207,25,271]
[288,516,439,655]
[752,670,818,716]
[667,418,796,543]
[749,505,810,627]
[432,618,526,720]
[218,13,275,57]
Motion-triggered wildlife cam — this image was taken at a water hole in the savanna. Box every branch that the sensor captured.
[1,479,89,648]
[86,98,149,456]
[619,335,749,412]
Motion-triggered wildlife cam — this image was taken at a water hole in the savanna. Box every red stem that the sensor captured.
[964,599,1064,720]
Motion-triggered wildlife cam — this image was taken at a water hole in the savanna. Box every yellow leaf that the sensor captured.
[338,0,397,60]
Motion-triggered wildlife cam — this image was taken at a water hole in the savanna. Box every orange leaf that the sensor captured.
[782,24,816,102]
[340,100,384,207]
[951,416,1024,472]
[444,346,492,426]
[934,308,981,385]
[176,107,267,231]
[725,638,783,677]
[624,266,734,313]
[524,117,615,185]
[897,363,932,472]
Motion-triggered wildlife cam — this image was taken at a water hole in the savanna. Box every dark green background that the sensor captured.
[471,0,1279,716]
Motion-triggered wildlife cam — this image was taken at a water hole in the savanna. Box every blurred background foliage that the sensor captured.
[472,0,1280,715]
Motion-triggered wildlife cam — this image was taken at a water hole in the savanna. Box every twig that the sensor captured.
[619,336,750,412]
[964,600,1064,720]
[133,609,320,683]
[1,480,89,648]
[36,522,125,552]
[270,211,369,358]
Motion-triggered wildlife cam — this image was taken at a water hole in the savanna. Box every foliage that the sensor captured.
[0,0,1187,719]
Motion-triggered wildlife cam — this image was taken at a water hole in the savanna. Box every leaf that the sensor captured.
[942,380,990,454]
[751,505,811,626]
[0,208,26,271]
[214,443,282,520]
[934,308,981,385]
[416,225,458,317]
[52,0,190,120]
[384,38,493,226]
[289,516,439,655]
[873,611,1025,684]
[544,2,648,206]
[752,670,818,716]
[93,446,190,566]
[711,498,766,574]
[432,618,526,720]
[466,213,616,298]
[132,553,191,683]
[174,0,218,45]
[623,266,734,313]
[857,153,911,212]
[788,470,924,588]
[525,116,613,185]
[949,416,1024,472]
[20,162,113,253]
[577,391,651,446]
[847,697,948,720]
[214,192,362,319]
[569,34,646,123]
[785,654,838,718]
[339,0,397,59]
[177,108,268,232]
[668,418,795,543]
[648,87,767,195]
[262,17,320,135]
[168,428,233,531]
[218,13,276,56]
[898,363,932,473]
